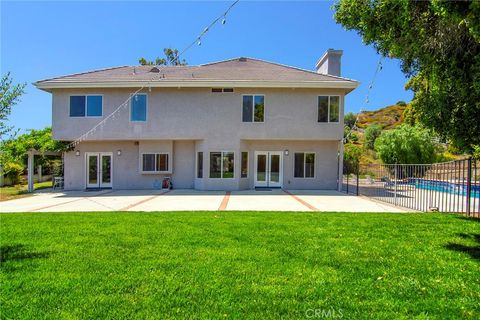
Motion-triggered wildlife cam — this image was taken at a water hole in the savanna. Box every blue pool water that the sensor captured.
[412,179,480,198]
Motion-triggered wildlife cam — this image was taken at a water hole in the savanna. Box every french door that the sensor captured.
[254,151,283,188]
[86,152,112,188]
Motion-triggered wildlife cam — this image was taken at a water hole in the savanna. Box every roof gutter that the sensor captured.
[33,80,359,92]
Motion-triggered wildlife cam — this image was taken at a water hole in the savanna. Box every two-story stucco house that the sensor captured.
[34,49,358,191]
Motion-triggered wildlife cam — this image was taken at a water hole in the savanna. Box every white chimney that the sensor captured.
[315,49,343,77]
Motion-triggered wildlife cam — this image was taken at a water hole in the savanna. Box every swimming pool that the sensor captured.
[413,179,480,198]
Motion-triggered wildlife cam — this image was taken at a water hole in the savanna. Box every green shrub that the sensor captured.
[374,124,438,164]
[344,112,357,129]
[364,124,382,150]
[3,161,24,185]
[344,143,362,174]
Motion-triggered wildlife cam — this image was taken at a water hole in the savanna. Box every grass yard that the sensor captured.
[0,181,52,202]
[1,212,479,319]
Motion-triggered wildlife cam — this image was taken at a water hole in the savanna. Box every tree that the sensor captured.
[1,72,26,139]
[344,112,357,129]
[374,124,438,164]
[139,48,187,66]
[343,143,362,174]
[334,0,480,152]
[0,127,69,181]
[364,124,382,150]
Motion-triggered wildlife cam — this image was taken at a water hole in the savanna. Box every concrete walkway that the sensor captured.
[0,189,408,213]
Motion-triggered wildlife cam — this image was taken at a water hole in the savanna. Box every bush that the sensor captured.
[364,124,382,150]
[344,143,362,174]
[344,112,357,129]
[374,124,438,164]
[473,145,480,160]
[3,162,24,185]
[396,100,407,106]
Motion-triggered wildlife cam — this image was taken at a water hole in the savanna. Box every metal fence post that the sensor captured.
[394,164,398,206]
[466,157,472,217]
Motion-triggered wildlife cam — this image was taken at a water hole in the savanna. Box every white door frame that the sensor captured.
[254,151,283,188]
[85,152,113,189]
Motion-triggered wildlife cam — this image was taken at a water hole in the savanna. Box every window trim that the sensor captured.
[140,152,171,174]
[130,93,148,122]
[242,94,265,123]
[317,95,340,123]
[241,151,248,178]
[69,94,104,118]
[293,152,316,179]
[209,151,235,179]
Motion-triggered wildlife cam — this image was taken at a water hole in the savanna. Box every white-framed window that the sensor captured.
[242,95,265,122]
[131,93,147,122]
[294,152,315,178]
[69,95,103,117]
[241,151,248,178]
[141,153,170,173]
[318,96,340,123]
[209,152,234,179]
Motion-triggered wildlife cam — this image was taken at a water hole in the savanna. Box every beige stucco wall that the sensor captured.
[56,86,346,190]
[51,87,346,141]
[65,139,339,191]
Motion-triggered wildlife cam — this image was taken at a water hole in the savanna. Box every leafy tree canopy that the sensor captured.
[335,0,480,152]
[344,112,357,129]
[1,72,26,139]
[344,143,362,174]
[374,124,438,164]
[364,124,382,150]
[139,48,187,66]
[0,127,69,166]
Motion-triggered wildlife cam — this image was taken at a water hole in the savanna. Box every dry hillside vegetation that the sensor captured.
[356,104,406,130]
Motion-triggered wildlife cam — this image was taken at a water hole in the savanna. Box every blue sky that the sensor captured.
[1,0,413,132]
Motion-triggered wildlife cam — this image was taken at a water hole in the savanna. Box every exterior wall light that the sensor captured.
[284,150,289,156]
[117,150,122,156]
[75,150,80,156]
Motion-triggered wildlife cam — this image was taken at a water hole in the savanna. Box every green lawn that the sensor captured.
[1,212,479,319]
[0,181,52,202]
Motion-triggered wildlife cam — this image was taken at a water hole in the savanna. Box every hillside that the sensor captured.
[356,104,406,130]
[348,103,408,165]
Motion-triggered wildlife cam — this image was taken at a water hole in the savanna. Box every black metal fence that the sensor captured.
[342,159,480,217]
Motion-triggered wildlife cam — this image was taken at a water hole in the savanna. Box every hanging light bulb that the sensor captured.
[222,16,226,24]
[197,38,202,46]
[148,87,152,92]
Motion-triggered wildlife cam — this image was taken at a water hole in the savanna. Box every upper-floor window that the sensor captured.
[242,95,264,122]
[318,96,339,123]
[131,94,147,122]
[70,95,102,117]
[141,153,169,173]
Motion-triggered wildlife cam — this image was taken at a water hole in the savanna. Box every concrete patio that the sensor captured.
[0,189,408,213]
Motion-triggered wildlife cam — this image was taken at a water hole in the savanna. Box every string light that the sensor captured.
[68,0,240,149]
[344,56,384,142]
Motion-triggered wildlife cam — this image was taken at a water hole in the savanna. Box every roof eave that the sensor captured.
[34,80,360,91]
